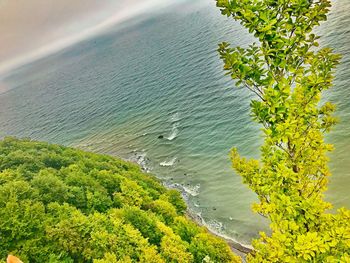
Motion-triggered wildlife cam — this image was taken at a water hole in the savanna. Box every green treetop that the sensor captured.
[216,0,350,262]
[0,137,240,263]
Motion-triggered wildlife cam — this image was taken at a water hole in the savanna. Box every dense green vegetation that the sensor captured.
[0,137,239,263]
[217,0,350,262]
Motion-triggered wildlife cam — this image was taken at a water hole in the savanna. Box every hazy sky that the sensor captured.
[0,0,178,74]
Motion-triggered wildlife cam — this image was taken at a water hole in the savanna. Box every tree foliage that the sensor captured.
[216,0,350,261]
[0,137,240,262]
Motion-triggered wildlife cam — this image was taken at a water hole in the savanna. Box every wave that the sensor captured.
[166,124,179,140]
[160,157,177,167]
[165,182,200,198]
[166,112,180,140]
[183,183,200,197]
[170,112,181,122]
[165,181,253,252]
[189,212,254,252]
[129,151,152,173]
[206,219,224,232]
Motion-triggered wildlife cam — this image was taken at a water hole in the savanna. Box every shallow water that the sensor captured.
[0,0,349,243]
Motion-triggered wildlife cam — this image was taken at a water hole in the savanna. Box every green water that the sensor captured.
[0,0,349,244]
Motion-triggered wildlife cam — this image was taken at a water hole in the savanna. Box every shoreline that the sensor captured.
[161,180,253,257]
[185,210,253,259]
[127,157,254,259]
[110,150,254,260]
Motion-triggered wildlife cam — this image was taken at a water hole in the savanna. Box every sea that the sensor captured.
[0,0,349,244]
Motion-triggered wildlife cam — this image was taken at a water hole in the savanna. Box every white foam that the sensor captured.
[200,217,253,250]
[166,124,179,140]
[160,157,177,167]
[183,183,200,197]
[130,151,152,173]
[206,219,224,232]
[165,182,200,199]
[170,112,180,122]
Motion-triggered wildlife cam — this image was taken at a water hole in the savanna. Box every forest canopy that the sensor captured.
[0,137,239,263]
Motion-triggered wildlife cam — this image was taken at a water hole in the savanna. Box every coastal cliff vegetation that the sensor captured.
[0,137,240,263]
[217,0,350,261]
